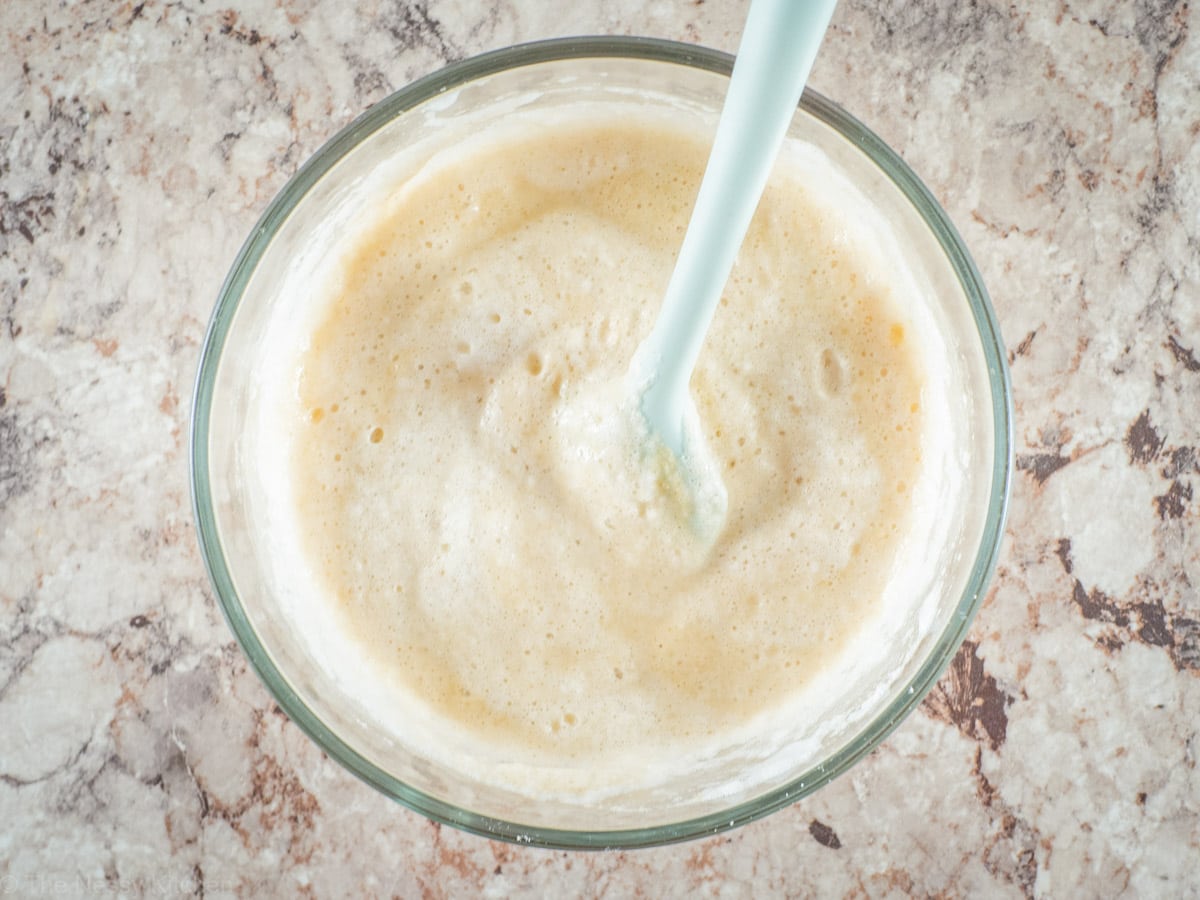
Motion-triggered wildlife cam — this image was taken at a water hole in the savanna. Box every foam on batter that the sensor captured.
[257,106,954,800]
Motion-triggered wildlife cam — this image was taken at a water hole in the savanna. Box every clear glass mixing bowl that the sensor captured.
[191,37,1012,849]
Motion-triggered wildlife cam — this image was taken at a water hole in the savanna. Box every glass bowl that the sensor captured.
[191,37,1012,849]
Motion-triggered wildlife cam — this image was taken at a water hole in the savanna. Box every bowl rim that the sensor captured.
[190,35,1014,850]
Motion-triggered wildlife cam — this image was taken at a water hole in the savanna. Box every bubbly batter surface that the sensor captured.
[288,116,926,768]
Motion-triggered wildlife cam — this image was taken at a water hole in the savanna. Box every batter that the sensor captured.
[284,112,929,786]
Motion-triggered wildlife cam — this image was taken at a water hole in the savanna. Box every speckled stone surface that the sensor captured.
[2,0,1197,896]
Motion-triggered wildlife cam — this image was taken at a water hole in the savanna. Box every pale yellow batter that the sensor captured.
[288,116,925,770]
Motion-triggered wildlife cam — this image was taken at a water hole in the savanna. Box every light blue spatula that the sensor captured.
[630,0,838,529]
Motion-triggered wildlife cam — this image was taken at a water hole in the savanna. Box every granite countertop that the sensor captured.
[2,0,1197,896]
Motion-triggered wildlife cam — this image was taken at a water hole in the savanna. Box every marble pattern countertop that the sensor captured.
[1,0,1197,896]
